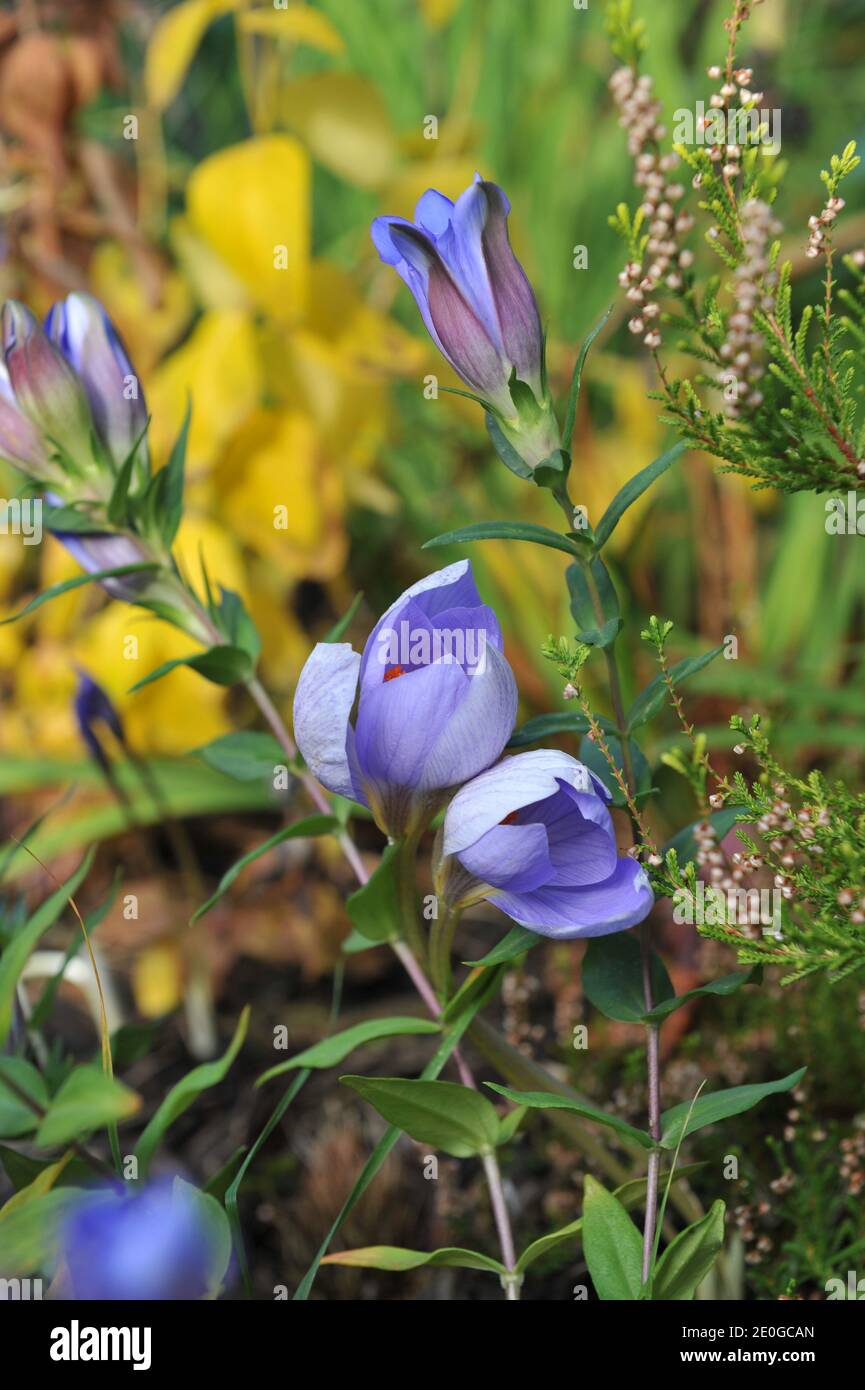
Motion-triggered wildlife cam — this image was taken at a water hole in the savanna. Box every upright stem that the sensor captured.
[554,488,662,1288]
[429,903,461,999]
[245,673,519,1293]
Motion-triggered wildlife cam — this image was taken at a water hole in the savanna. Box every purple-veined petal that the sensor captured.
[491,858,654,939]
[527,788,617,886]
[435,176,504,352]
[478,181,544,392]
[46,293,148,470]
[354,660,467,789]
[443,750,595,858]
[419,641,518,789]
[458,820,552,893]
[293,642,365,803]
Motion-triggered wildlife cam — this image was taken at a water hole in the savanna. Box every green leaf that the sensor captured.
[643,968,761,1025]
[659,1067,807,1149]
[194,731,286,782]
[128,644,254,693]
[0,565,159,626]
[325,591,364,643]
[515,1164,705,1275]
[294,969,502,1299]
[322,1244,506,1274]
[485,1082,654,1149]
[173,1178,233,1298]
[583,933,675,1023]
[423,520,580,558]
[507,710,617,749]
[0,1187,94,1277]
[0,1058,50,1138]
[496,1105,526,1145]
[562,305,613,449]
[190,815,337,923]
[653,1200,726,1300]
[146,400,190,548]
[593,441,686,551]
[134,1007,249,1174]
[464,925,538,967]
[566,556,621,649]
[345,841,401,945]
[532,449,571,491]
[0,851,94,1046]
[209,587,261,667]
[256,1017,441,1085]
[626,645,724,733]
[485,412,534,479]
[341,1076,501,1158]
[35,1066,140,1147]
[582,1174,643,1300]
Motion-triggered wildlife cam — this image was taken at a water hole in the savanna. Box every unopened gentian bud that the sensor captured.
[372,176,561,471]
[0,301,96,477]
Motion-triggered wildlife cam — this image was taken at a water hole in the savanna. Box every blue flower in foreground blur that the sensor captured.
[436,749,654,938]
[62,1180,215,1301]
[372,176,561,469]
[293,560,518,837]
[74,668,127,775]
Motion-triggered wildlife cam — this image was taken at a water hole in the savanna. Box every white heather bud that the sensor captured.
[707,64,722,79]
[628,317,645,334]
[644,330,662,349]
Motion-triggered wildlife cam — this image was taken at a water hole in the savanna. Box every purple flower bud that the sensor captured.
[438,750,654,937]
[74,667,126,774]
[61,1179,219,1301]
[293,561,518,836]
[46,293,148,474]
[372,177,552,447]
[47,502,156,604]
[0,301,94,472]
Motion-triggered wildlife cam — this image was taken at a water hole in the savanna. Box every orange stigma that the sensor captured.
[384,664,405,682]
[500,810,519,825]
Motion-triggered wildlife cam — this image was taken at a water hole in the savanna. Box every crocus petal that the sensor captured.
[355,660,467,789]
[418,641,518,789]
[478,181,544,392]
[360,559,482,694]
[46,293,148,470]
[530,788,618,886]
[292,642,365,802]
[458,821,552,893]
[443,750,594,858]
[492,859,654,939]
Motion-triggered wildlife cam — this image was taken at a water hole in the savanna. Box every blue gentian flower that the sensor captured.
[372,176,561,469]
[293,560,518,837]
[61,1180,216,1301]
[74,668,126,775]
[436,749,654,937]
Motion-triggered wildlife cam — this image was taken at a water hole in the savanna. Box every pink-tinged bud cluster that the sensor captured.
[719,199,781,418]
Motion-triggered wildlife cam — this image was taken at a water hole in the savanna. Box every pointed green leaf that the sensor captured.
[485,1082,654,1149]
[563,305,614,449]
[345,841,400,944]
[659,1068,807,1149]
[464,925,538,967]
[322,1244,506,1274]
[0,1058,50,1138]
[485,412,534,479]
[35,1066,140,1147]
[423,520,580,558]
[626,645,725,733]
[0,565,159,626]
[256,1017,441,1085]
[643,968,761,1025]
[341,1076,501,1158]
[582,933,675,1023]
[191,815,337,923]
[134,1007,249,1173]
[583,1174,643,1300]
[593,441,686,551]
[653,1200,726,1300]
[194,731,286,782]
[128,644,253,693]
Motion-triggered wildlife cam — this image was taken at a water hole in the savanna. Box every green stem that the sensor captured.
[394,829,427,966]
[429,903,461,999]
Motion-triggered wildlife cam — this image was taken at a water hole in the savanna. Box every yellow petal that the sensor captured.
[239,4,344,52]
[146,310,262,482]
[281,73,398,189]
[145,0,241,111]
[187,136,310,319]
[88,241,194,376]
[382,157,480,221]
[132,942,184,1019]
